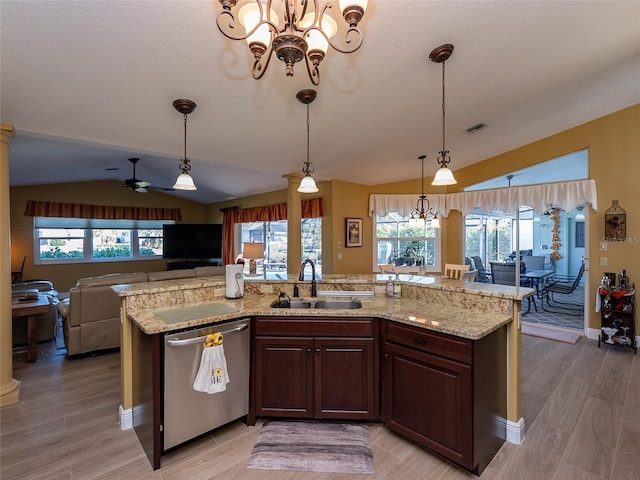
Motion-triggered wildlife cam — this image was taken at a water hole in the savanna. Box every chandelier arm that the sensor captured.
[252,44,275,79]
[304,53,321,86]
[216,5,279,42]
[298,22,363,54]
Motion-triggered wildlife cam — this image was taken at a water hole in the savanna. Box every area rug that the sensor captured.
[247,421,374,474]
[522,323,581,344]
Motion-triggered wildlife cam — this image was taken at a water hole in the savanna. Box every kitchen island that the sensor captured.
[114,274,533,474]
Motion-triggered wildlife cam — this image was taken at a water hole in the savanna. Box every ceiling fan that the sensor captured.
[122,157,174,193]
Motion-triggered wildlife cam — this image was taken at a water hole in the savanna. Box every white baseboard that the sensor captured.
[119,405,133,430]
[506,417,526,444]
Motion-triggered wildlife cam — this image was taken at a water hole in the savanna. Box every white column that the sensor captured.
[1,123,21,406]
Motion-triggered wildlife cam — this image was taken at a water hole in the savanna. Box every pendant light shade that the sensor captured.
[173,172,197,190]
[432,165,457,186]
[298,174,319,193]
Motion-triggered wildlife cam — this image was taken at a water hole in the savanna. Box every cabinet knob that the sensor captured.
[307,347,312,354]
[384,353,389,360]
[315,348,321,355]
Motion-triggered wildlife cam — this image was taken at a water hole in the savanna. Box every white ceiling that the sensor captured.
[2,1,639,204]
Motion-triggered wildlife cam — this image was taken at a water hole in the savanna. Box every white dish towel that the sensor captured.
[193,344,230,394]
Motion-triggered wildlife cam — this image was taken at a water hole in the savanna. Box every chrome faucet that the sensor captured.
[298,259,317,297]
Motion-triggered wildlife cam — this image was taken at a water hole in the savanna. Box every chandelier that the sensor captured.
[409,155,440,228]
[429,44,458,186]
[216,0,368,85]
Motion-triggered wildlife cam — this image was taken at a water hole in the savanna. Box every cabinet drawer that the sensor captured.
[254,317,375,337]
[385,321,471,364]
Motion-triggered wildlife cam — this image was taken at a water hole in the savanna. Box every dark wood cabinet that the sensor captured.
[252,317,378,422]
[598,289,636,354]
[383,321,506,475]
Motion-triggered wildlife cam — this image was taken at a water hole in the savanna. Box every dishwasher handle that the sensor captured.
[166,322,249,347]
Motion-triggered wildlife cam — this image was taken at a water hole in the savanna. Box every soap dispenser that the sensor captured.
[386,276,394,297]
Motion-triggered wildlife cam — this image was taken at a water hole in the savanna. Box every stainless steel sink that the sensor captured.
[312,299,363,309]
[270,299,362,309]
[270,300,313,309]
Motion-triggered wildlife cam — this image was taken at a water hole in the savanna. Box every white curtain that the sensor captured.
[368,194,446,217]
[369,179,597,217]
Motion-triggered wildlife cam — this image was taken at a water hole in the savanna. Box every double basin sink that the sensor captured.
[270,299,363,310]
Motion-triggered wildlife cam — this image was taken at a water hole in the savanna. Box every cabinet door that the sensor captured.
[384,342,473,469]
[314,337,376,420]
[254,337,314,418]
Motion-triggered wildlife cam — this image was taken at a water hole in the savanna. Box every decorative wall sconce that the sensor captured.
[604,200,626,242]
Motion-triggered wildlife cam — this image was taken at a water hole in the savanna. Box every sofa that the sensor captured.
[58,266,225,356]
[12,280,60,345]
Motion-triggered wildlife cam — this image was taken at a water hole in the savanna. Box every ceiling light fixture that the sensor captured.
[409,155,440,228]
[430,44,457,186]
[172,99,197,191]
[296,89,319,194]
[216,0,367,85]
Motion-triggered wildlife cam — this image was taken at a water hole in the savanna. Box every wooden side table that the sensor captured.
[11,295,51,363]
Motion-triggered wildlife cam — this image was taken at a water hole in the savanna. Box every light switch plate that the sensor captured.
[600,257,607,266]
[600,242,608,251]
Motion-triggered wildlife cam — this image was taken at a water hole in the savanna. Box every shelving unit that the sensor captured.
[598,288,636,354]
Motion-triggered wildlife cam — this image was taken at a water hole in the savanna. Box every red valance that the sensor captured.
[24,200,182,221]
[222,198,323,264]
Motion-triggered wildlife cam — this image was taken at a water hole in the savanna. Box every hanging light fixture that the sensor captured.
[215,0,367,85]
[296,89,319,194]
[409,155,440,228]
[430,44,457,186]
[172,99,197,191]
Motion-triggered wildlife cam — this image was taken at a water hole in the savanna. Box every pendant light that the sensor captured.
[296,89,319,194]
[172,99,197,191]
[430,44,457,186]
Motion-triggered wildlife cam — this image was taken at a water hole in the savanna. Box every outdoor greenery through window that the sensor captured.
[239,217,322,276]
[375,213,439,270]
[34,217,167,264]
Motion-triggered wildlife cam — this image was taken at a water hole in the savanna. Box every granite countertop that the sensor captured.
[125,293,513,341]
[115,274,533,340]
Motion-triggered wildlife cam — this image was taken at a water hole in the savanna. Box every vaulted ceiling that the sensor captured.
[2,1,639,204]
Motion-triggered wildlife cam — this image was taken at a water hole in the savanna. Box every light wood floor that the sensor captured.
[2,334,639,480]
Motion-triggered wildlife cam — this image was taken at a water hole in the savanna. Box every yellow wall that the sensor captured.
[10,181,207,291]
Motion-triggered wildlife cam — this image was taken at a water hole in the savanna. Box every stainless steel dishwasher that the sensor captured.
[163,318,250,450]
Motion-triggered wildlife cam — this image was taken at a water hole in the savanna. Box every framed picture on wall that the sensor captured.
[346,218,362,247]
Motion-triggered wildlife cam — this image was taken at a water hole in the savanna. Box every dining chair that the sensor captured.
[471,256,492,282]
[11,255,26,284]
[491,262,538,312]
[444,263,470,280]
[378,264,395,274]
[523,255,545,271]
[490,262,516,286]
[461,269,478,282]
[540,260,585,314]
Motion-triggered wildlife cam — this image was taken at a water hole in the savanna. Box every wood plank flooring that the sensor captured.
[2,335,638,479]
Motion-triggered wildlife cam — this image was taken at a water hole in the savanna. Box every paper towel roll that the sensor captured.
[225,264,244,298]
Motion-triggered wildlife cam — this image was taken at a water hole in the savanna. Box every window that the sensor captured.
[238,217,322,276]
[34,217,168,264]
[375,213,439,271]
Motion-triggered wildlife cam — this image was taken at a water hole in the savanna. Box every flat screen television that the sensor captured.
[163,223,222,260]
